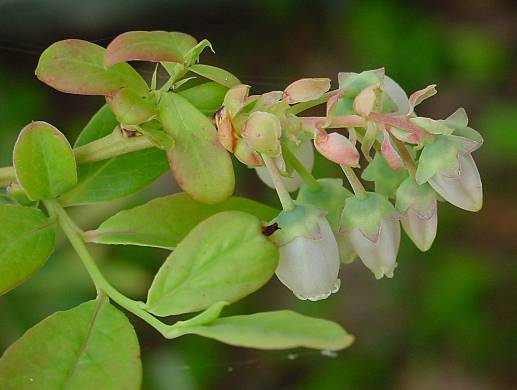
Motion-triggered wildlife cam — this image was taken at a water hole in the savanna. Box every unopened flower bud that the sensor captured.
[353,85,380,117]
[341,193,400,279]
[314,129,360,167]
[283,78,331,104]
[241,111,282,157]
[223,84,251,117]
[396,177,437,251]
[381,128,403,171]
[416,135,482,212]
[272,205,340,301]
[256,140,314,192]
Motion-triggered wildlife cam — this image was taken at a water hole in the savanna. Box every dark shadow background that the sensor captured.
[0,0,516,388]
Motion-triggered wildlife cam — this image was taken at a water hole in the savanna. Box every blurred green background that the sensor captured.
[0,0,516,388]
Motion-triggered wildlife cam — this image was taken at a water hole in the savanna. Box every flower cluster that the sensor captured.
[214,68,483,300]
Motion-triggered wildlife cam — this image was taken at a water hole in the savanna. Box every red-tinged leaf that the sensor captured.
[105,31,197,67]
[36,39,148,96]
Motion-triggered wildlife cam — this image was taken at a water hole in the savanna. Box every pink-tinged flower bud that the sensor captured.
[241,111,282,157]
[341,193,400,279]
[283,78,331,104]
[256,140,314,192]
[416,135,482,212]
[214,107,235,152]
[223,84,251,116]
[353,85,380,117]
[396,177,437,251]
[272,205,340,301]
[233,139,263,167]
[314,130,360,167]
[381,128,403,170]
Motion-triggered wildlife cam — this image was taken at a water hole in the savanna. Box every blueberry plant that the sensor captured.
[0,31,483,388]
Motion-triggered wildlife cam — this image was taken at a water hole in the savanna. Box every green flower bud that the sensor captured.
[241,111,282,157]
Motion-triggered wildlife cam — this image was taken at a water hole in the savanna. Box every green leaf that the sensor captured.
[177,81,228,116]
[159,92,234,204]
[36,39,148,96]
[0,297,141,389]
[106,88,157,126]
[105,31,197,67]
[86,193,279,248]
[61,148,169,205]
[0,204,56,294]
[189,64,240,88]
[146,211,279,316]
[168,310,354,351]
[63,106,169,205]
[13,121,77,201]
[74,104,119,147]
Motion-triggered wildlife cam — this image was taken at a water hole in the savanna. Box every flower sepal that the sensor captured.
[270,204,325,246]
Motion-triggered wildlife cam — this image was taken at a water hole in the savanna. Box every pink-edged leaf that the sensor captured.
[408,84,437,114]
[36,39,148,96]
[381,127,404,170]
[159,92,235,204]
[314,129,359,167]
[105,31,198,67]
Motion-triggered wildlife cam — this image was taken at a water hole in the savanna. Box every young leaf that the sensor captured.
[105,31,197,67]
[106,88,157,126]
[0,205,56,295]
[177,82,228,116]
[189,64,240,88]
[63,105,169,205]
[146,211,279,316]
[86,193,279,248]
[0,297,141,389]
[159,92,234,204]
[13,121,77,201]
[36,39,148,96]
[168,310,354,351]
